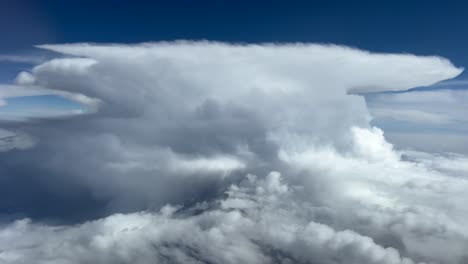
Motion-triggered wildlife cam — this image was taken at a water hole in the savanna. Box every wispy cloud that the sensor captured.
[367,89,468,153]
[432,79,468,87]
[0,55,46,64]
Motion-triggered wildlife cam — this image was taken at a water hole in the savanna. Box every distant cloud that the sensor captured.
[15,71,36,85]
[0,84,54,109]
[0,55,46,64]
[386,132,468,155]
[367,90,468,124]
[371,108,453,124]
[0,42,466,264]
[367,89,468,153]
[0,85,86,121]
[0,129,35,152]
[432,79,468,87]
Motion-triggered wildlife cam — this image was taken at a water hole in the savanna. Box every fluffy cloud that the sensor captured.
[0,42,466,264]
[0,172,421,264]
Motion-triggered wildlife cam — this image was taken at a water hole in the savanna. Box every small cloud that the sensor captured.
[15,71,36,85]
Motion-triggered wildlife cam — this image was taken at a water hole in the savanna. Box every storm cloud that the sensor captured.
[0,42,466,264]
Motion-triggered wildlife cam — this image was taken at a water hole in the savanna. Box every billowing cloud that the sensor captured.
[0,172,423,264]
[0,42,466,264]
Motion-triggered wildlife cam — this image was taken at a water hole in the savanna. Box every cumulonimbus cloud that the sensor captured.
[0,42,466,264]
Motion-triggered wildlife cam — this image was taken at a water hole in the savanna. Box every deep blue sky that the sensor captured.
[1,0,468,66]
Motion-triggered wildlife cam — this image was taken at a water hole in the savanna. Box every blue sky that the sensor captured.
[3,1,468,73]
[1,0,468,152]
[2,1,468,59]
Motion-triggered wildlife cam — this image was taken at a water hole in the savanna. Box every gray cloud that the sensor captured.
[0,42,466,263]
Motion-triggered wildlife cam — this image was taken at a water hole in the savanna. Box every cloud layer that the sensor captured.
[367,89,468,154]
[0,42,466,264]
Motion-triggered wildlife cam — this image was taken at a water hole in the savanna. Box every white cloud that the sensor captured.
[15,71,36,85]
[0,172,423,264]
[0,42,466,263]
